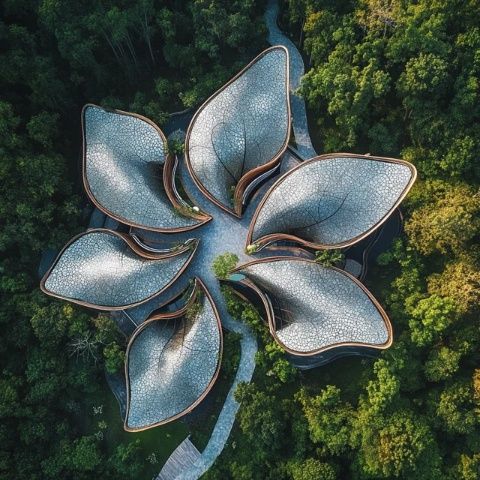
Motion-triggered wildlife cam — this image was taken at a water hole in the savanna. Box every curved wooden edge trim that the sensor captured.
[81,104,208,233]
[231,256,393,356]
[232,152,284,216]
[246,153,417,251]
[122,232,197,261]
[123,277,224,431]
[129,234,197,259]
[252,243,314,258]
[39,228,199,311]
[162,153,212,224]
[184,45,291,218]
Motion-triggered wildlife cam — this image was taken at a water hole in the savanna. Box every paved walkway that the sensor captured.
[176,331,257,479]
[157,438,201,480]
[265,0,317,159]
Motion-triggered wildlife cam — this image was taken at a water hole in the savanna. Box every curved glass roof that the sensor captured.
[185,46,290,215]
[234,258,391,355]
[125,280,222,430]
[248,154,416,249]
[41,229,196,310]
[83,104,206,231]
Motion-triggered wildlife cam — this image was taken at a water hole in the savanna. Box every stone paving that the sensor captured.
[264,0,317,160]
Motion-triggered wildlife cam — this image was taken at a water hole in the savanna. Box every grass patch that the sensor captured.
[84,377,189,477]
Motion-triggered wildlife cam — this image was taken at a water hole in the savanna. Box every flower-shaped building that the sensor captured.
[41,46,416,431]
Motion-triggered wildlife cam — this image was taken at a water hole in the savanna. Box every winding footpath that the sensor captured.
[265,0,317,159]
[154,3,317,478]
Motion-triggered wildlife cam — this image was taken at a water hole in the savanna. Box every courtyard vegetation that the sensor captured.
[212,253,240,279]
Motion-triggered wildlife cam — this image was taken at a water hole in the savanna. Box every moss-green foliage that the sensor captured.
[404,181,480,256]
[184,288,204,322]
[288,458,337,480]
[212,253,239,279]
[314,249,345,267]
[184,299,203,322]
[167,137,185,155]
[221,284,267,338]
[0,1,266,478]
[103,343,125,375]
[223,282,300,386]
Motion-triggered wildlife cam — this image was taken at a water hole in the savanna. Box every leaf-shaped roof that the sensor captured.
[40,229,197,309]
[185,46,290,216]
[83,104,210,231]
[233,257,392,355]
[248,154,416,250]
[125,279,222,430]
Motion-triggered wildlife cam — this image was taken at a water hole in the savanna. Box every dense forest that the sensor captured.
[1,0,479,479]
[0,1,266,478]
